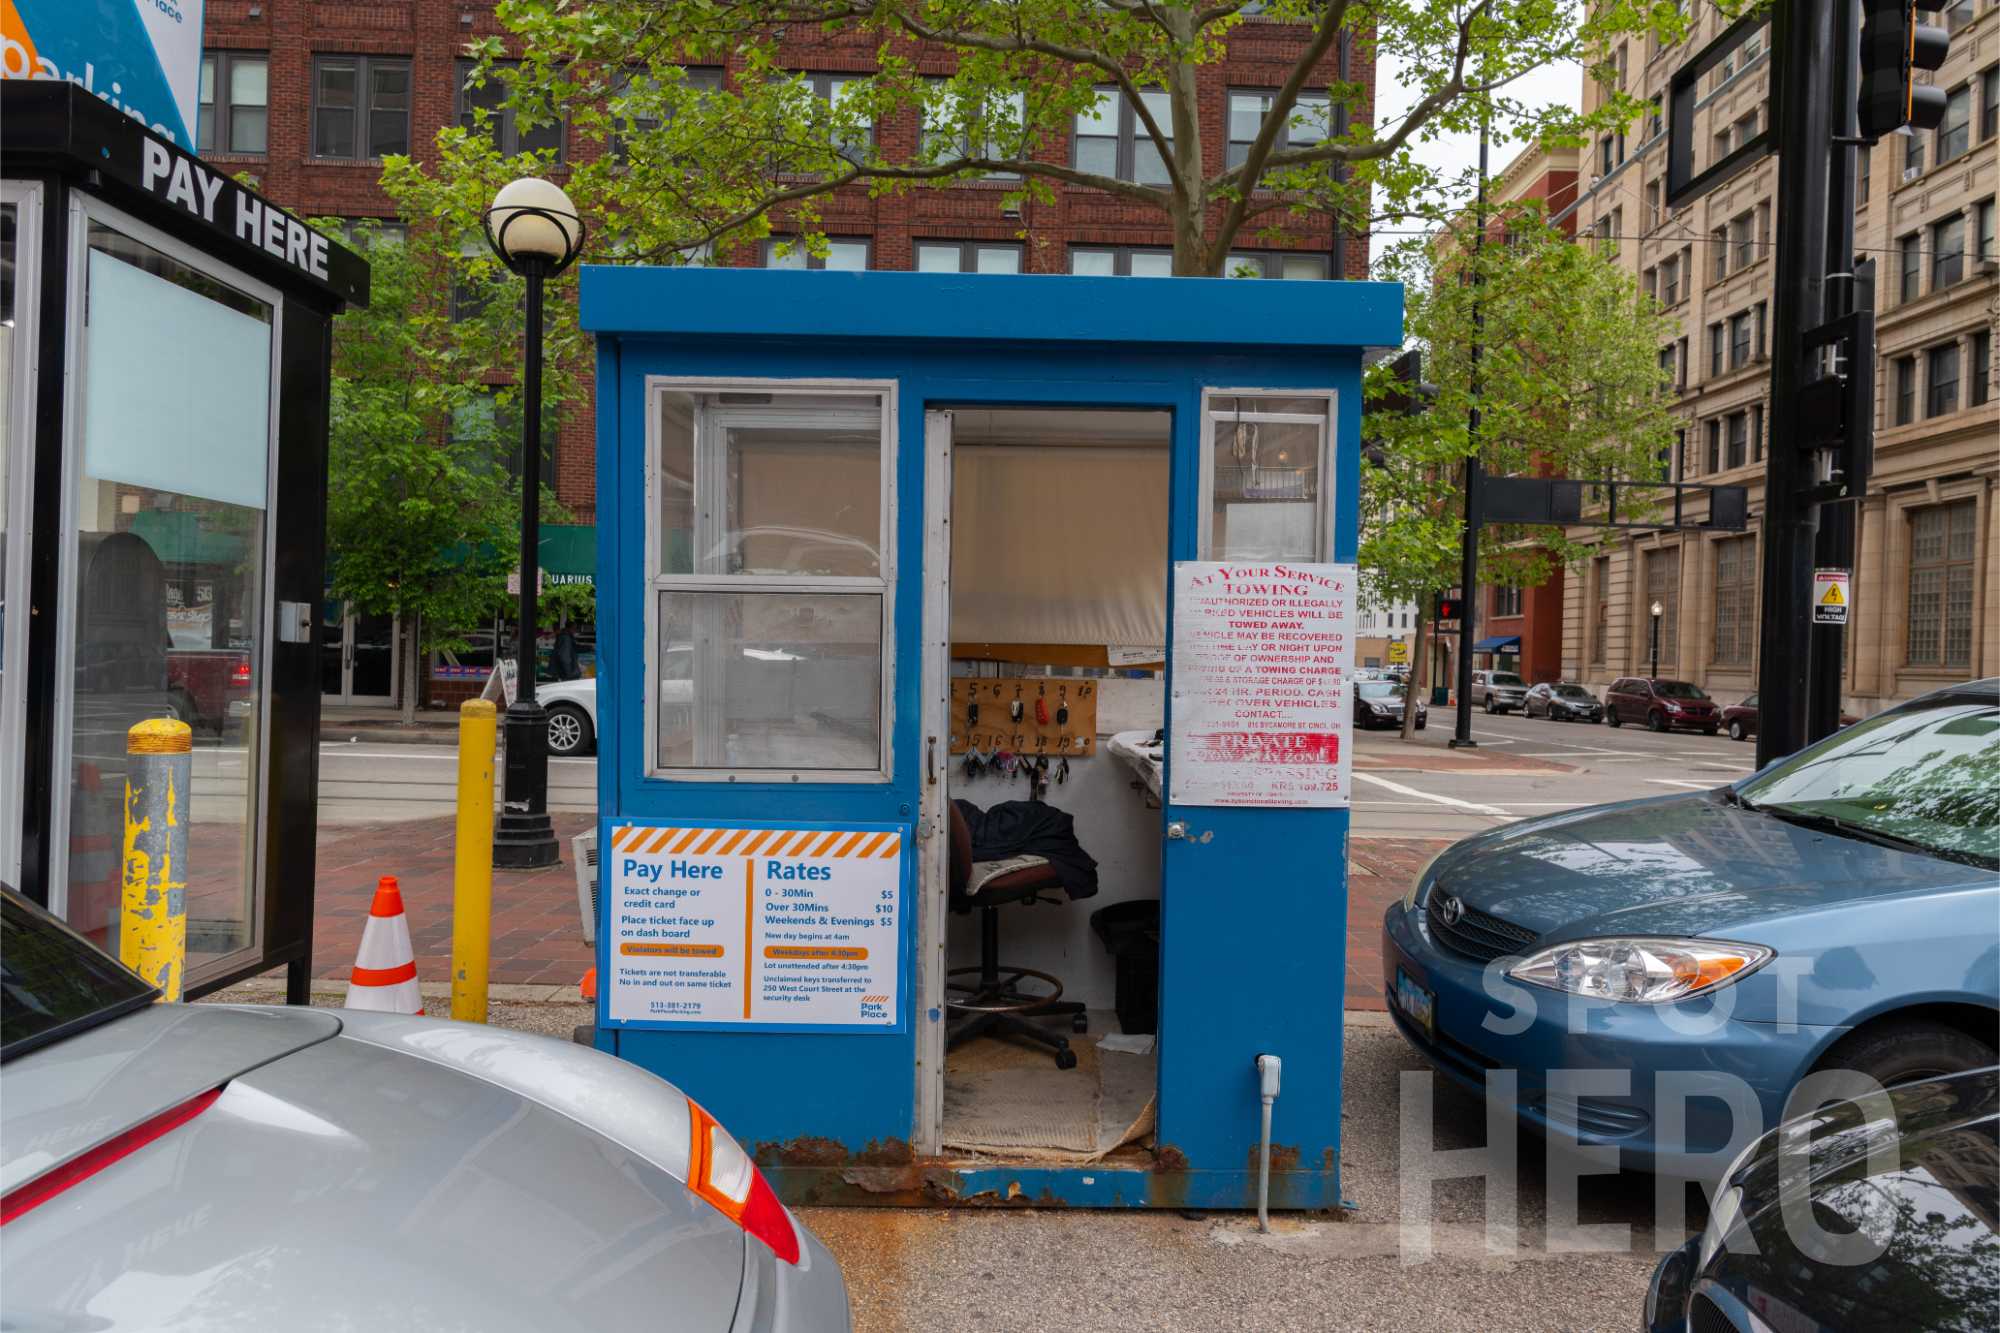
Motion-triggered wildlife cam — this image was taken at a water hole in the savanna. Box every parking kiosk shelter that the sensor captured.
[2,83,367,998]
[583,266,1400,1208]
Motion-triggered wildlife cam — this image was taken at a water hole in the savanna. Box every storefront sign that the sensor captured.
[603,821,906,1030]
[1387,640,1409,664]
[1169,561,1355,808]
[3,0,206,146]
[1812,568,1850,625]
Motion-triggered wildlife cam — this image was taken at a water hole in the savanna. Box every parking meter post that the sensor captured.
[452,699,498,1023]
[122,718,192,1001]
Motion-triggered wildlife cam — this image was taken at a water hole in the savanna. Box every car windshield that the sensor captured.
[1654,681,1708,699]
[1554,685,1591,698]
[1739,690,2000,867]
[1,889,157,1062]
[1357,681,1404,700]
[1492,673,1525,687]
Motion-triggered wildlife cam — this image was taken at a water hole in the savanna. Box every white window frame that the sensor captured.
[0,180,44,887]
[51,192,283,984]
[643,375,898,783]
[1197,388,1338,562]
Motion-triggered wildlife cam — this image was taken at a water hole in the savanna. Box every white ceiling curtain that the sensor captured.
[948,444,1168,647]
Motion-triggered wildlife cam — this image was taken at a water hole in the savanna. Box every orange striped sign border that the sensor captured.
[610,825,902,860]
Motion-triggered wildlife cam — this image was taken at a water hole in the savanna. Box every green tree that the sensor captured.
[322,223,525,722]
[381,0,1679,283]
[1361,205,1679,736]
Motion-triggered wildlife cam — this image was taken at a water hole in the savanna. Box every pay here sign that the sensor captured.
[602,821,907,1032]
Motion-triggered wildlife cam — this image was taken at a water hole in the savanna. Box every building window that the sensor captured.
[198,51,268,155]
[458,60,564,159]
[610,67,722,165]
[1895,354,1918,425]
[1645,547,1680,665]
[1730,211,1757,269]
[1705,417,1721,474]
[1933,214,1966,288]
[1069,245,1173,277]
[1751,403,1764,463]
[1644,266,1659,301]
[651,385,893,774]
[1493,585,1522,617]
[1711,536,1755,665]
[1906,130,1925,176]
[1709,323,1725,377]
[1906,500,1976,667]
[1658,344,1676,390]
[914,241,1022,274]
[1939,84,1972,165]
[1983,65,1999,141]
[1900,232,1922,302]
[1074,87,1172,185]
[1710,226,1729,281]
[312,55,411,160]
[1226,90,1331,169]
[1971,330,1992,407]
[762,238,870,270]
[1754,301,1768,358]
[1677,336,1689,389]
[1222,252,1331,280]
[1977,197,1996,261]
[1926,342,1961,417]
[1729,312,1751,369]
[1712,126,1732,163]
[921,82,1024,175]
[1599,135,1615,176]
[452,387,556,486]
[1646,179,1662,228]
[1661,254,1681,305]
[1859,146,1871,203]
[1726,410,1748,470]
[1591,556,1610,665]
[1943,0,1973,31]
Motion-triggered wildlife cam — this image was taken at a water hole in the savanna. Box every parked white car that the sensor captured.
[536,678,600,756]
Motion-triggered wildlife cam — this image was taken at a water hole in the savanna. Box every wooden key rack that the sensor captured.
[948,676,1097,756]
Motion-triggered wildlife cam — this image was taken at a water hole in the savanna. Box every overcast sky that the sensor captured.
[1368,54,1587,264]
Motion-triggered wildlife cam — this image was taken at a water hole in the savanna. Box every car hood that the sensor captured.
[2,1008,756,1331]
[1433,790,1987,938]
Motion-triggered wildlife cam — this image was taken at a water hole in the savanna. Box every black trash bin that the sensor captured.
[1089,900,1161,1036]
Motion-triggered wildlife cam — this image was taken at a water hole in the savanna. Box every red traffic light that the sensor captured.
[1435,596,1464,622]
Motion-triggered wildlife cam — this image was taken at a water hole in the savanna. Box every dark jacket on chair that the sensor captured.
[952,799,1099,901]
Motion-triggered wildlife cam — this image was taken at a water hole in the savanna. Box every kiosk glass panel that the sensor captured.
[59,220,274,974]
[1205,394,1330,562]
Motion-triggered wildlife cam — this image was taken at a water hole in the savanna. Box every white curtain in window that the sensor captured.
[948,445,1167,646]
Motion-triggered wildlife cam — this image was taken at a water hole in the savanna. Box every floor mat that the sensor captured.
[942,1015,1157,1160]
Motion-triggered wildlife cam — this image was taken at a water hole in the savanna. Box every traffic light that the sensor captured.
[1859,0,1952,140]
[1435,594,1464,623]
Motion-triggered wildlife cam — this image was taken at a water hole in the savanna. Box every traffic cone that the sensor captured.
[579,967,596,1002]
[345,876,424,1015]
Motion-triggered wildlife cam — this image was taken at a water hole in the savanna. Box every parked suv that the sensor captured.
[1604,677,1720,734]
[1471,669,1529,714]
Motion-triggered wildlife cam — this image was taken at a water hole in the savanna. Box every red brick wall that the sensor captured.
[208,1,1376,525]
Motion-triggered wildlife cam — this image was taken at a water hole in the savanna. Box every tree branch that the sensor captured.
[1211,0,1351,253]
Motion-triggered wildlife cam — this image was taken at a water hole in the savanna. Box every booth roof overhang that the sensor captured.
[579,265,1403,349]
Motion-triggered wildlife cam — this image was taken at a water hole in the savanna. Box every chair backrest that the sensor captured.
[947,799,972,897]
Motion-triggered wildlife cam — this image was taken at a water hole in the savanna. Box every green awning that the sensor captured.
[128,511,248,567]
[539,524,595,585]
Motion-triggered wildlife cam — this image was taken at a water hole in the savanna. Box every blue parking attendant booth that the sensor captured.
[582,267,1400,1208]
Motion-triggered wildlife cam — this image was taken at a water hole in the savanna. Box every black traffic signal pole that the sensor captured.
[1755,0,1839,770]
[1450,110,1490,750]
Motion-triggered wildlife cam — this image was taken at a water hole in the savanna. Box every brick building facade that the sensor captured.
[200,0,1375,532]
[1559,2,1996,716]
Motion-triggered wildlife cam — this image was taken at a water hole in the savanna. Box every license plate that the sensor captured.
[1395,967,1436,1041]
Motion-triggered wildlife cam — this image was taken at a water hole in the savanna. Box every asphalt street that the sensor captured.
[1351,707,1759,839]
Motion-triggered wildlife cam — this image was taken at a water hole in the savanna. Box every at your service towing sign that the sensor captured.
[601,820,909,1032]
[2,0,207,147]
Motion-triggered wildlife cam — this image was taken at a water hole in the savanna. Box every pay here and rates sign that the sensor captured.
[603,822,906,1031]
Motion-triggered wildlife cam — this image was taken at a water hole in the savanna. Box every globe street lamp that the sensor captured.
[483,177,584,868]
[1649,600,1664,681]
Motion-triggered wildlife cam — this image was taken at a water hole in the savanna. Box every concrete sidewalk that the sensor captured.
[294,812,1437,1010]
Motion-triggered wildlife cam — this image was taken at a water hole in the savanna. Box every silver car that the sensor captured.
[1471,669,1529,714]
[0,889,851,1332]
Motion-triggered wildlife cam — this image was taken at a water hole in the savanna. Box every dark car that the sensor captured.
[1354,678,1426,730]
[1605,676,1720,733]
[1721,692,1860,743]
[1524,681,1603,723]
[1644,1065,2000,1333]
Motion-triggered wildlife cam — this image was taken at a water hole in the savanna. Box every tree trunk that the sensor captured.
[1164,52,1213,275]
[400,613,421,725]
[1401,605,1430,740]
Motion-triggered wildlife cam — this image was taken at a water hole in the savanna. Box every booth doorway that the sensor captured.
[320,600,400,706]
[921,406,1171,1162]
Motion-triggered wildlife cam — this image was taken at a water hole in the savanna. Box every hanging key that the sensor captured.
[968,699,979,728]
[1057,756,1070,785]
[1056,686,1069,728]
[1009,684,1024,724]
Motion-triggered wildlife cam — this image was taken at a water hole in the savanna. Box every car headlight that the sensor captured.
[1400,847,1449,911]
[1506,938,1772,1003]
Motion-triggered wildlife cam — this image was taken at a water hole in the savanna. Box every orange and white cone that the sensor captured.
[344,876,424,1015]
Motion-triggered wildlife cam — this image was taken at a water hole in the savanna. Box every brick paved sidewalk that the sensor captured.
[300,815,1444,1009]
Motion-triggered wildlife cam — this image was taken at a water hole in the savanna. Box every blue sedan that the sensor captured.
[1382,679,1999,1179]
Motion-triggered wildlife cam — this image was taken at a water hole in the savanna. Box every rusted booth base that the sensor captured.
[757,1140,1342,1210]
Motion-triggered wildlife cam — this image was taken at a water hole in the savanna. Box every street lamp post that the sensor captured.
[483,177,584,869]
[1649,600,1664,680]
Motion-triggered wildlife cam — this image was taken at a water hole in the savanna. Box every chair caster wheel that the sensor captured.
[1071,1014,1089,1033]
[1054,1047,1078,1071]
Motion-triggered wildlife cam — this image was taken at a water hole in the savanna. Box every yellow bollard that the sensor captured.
[451,698,498,1023]
[122,718,192,1001]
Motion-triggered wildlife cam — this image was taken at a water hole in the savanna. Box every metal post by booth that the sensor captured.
[121,718,192,1000]
[453,698,498,1022]
[1450,108,1490,750]
[483,178,585,869]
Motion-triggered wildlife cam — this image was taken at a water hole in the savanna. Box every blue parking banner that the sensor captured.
[602,820,908,1032]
